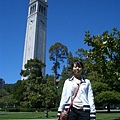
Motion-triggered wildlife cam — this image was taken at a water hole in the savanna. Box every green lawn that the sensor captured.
[0,112,120,120]
[96,113,120,120]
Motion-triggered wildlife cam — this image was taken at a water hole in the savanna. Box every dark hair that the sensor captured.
[71,60,84,69]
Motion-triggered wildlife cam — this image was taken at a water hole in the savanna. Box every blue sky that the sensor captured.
[0,0,120,84]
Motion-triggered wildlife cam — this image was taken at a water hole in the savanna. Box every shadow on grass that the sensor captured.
[112,119,120,120]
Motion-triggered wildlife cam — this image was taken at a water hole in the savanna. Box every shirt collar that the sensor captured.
[69,76,86,83]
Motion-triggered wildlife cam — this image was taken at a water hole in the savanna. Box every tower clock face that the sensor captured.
[30,20,34,24]
[29,18,35,34]
[29,19,34,25]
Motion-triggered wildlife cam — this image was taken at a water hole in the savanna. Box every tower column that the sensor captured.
[22,0,48,79]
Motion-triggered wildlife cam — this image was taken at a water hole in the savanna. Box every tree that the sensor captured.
[0,88,15,109]
[18,58,46,108]
[75,48,90,77]
[42,75,58,108]
[49,42,68,79]
[20,58,46,81]
[12,80,26,106]
[21,79,44,108]
[83,28,120,112]
[57,65,73,105]
[3,84,14,93]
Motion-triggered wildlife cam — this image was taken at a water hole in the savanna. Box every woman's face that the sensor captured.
[73,63,83,76]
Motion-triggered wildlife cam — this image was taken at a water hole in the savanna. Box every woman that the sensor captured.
[57,60,96,120]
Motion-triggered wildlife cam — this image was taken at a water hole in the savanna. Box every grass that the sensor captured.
[0,112,120,120]
[0,112,56,119]
[96,113,120,120]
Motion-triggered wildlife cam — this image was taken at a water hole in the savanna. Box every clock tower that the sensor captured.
[22,0,48,78]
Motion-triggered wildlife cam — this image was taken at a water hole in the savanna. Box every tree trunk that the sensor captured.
[107,102,110,112]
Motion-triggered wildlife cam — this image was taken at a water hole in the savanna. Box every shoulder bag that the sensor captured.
[59,83,81,120]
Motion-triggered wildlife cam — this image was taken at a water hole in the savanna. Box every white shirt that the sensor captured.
[57,76,96,119]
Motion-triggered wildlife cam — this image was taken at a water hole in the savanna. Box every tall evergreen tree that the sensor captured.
[49,42,68,79]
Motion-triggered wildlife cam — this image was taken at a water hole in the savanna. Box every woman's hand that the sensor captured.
[57,115,60,120]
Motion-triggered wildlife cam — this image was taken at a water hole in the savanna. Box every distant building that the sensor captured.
[0,78,5,89]
[22,0,48,79]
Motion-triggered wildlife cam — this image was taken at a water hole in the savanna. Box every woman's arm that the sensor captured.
[88,80,96,119]
[57,80,68,116]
